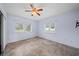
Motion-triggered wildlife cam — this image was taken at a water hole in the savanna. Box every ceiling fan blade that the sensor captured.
[30,4,34,8]
[36,12,40,16]
[25,10,31,12]
[37,9,43,11]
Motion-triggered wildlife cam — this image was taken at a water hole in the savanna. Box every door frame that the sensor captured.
[0,11,3,55]
[0,10,6,55]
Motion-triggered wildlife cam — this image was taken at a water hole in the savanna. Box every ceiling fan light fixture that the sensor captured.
[32,12,36,15]
[25,4,43,16]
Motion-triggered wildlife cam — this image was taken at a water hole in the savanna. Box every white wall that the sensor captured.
[6,10,79,48]
[38,10,79,48]
[7,14,38,43]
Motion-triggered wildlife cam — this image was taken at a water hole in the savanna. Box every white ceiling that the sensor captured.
[2,3,79,20]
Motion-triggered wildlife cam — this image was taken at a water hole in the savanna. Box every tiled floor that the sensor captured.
[4,36,79,56]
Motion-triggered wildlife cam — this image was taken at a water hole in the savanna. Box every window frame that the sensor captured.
[24,24,32,32]
[44,23,56,33]
[16,23,32,32]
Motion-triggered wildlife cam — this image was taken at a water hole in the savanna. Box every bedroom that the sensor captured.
[0,3,79,56]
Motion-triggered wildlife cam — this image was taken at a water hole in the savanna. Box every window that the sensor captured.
[16,24,24,32]
[16,23,32,32]
[24,24,32,32]
[45,23,55,32]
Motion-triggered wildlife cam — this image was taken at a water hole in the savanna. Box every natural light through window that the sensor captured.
[45,23,55,32]
[16,23,32,32]
[24,24,32,32]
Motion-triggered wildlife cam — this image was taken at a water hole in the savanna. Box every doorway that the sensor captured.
[0,11,3,55]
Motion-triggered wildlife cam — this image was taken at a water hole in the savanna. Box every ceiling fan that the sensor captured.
[25,4,43,16]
